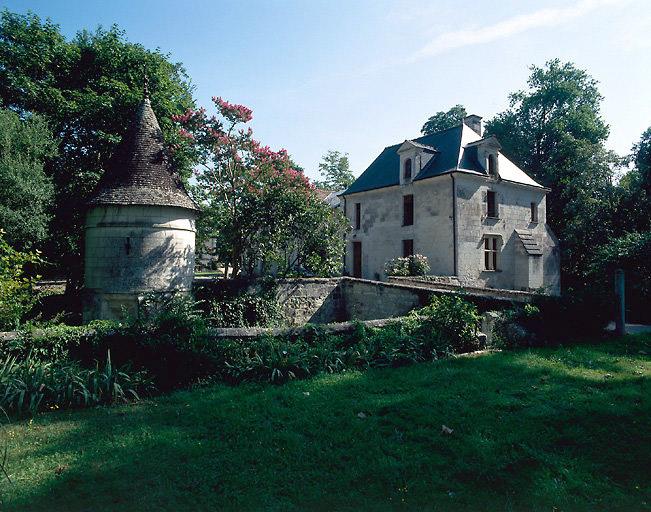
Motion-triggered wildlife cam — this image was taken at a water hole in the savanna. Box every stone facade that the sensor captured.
[344,175,454,281]
[84,205,197,321]
[341,117,561,295]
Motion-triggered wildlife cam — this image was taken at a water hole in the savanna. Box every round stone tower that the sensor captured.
[83,93,200,322]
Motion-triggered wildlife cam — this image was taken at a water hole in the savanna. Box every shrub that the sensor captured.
[491,291,611,349]
[209,293,284,328]
[0,230,44,330]
[0,351,153,416]
[385,254,430,277]
[415,295,482,353]
[408,254,430,276]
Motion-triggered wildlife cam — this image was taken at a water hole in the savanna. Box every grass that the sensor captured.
[1,334,650,511]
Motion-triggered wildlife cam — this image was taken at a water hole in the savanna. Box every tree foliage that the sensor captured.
[314,150,354,190]
[0,230,44,330]
[174,97,348,278]
[485,60,620,286]
[0,10,195,281]
[421,105,467,135]
[0,109,56,250]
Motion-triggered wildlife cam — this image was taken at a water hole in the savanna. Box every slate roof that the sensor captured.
[515,229,543,256]
[342,123,543,195]
[344,125,463,195]
[87,97,199,211]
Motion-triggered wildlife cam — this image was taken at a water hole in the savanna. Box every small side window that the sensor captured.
[530,202,538,223]
[355,203,361,230]
[403,194,414,226]
[404,158,412,179]
[487,191,498,218]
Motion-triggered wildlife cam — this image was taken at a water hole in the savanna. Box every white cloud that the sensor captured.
[411,0,625,61]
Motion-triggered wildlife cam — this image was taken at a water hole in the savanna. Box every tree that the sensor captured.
[631,126,651,193]
[174,97,348,278]
[0,10,195,283]
[421,105,467,135]
[614,127,651,235]
[314,150,354,190]
[0,229,44,330]
[0,109,56,250]
[485,60,620,287]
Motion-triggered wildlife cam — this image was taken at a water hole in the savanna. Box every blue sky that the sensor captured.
[3,0,651,180]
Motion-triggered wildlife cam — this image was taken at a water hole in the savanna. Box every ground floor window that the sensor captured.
[484,236,499,270]
[402,239,414,257]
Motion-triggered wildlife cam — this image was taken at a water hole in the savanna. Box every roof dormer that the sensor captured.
[397,140,438,184]
[465,135,501,179]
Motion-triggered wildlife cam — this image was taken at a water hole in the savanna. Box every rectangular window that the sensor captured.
[352,241,362,278]
[484,236,499,270]
[530,202,538,223]
[355,203,361,230]
[487,191,498,218]
[403,194,414,226]
[402,239,414,257]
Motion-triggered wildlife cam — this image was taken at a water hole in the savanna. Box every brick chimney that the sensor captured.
[463,114,483,136]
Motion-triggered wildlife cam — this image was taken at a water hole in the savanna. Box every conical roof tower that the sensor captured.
[88,91,198,211]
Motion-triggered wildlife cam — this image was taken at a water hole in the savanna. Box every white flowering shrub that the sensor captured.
[384,254,430,277]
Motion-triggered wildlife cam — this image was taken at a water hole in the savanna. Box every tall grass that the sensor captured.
[0,351,153,416]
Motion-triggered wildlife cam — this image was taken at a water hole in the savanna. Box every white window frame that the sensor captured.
[483,235,500,271]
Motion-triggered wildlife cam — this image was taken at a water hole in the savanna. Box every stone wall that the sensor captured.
[194,276,527,326]
[341,278,429,320]
[274,278,345,325]
[84,205,197,322]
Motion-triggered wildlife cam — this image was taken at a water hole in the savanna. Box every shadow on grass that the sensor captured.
[3,335,651,511]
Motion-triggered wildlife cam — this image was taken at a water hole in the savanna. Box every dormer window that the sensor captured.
[488,154,497,177]
[404,158,412,179]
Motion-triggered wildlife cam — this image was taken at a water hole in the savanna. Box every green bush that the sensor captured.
[415,295,482,353]
[0,351,153,416]
[209,293,284,328]
[491,291,611,349]
[0,230,44,330]
[1,295,483,391]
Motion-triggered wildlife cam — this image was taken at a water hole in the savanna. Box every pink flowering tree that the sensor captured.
[173,97,347,277]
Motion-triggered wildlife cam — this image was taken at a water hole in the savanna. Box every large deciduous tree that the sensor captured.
[485,60,620,288]
[0,109,56,250]
[421,105,467,135]
[314,150,354,190]
[0,10,195,283]
[174,97,347,278]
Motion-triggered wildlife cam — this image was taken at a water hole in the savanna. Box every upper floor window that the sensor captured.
[484,236,499,270]
[403,194,414,226]
[530,202,538,223]
[355,203,361,230]
[488,154,497,177]
[487,191,498,218]
[404,158,412,179]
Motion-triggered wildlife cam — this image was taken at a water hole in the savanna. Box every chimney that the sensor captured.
[463,114,483,136]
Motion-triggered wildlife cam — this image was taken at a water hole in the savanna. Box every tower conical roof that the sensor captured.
[87,98,199,211]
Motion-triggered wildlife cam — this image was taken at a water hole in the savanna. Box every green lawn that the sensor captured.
[2,335,650,511]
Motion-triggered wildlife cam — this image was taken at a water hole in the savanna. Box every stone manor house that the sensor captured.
[341,115,561,294]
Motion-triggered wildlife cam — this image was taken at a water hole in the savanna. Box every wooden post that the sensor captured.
[615,269,625,336]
